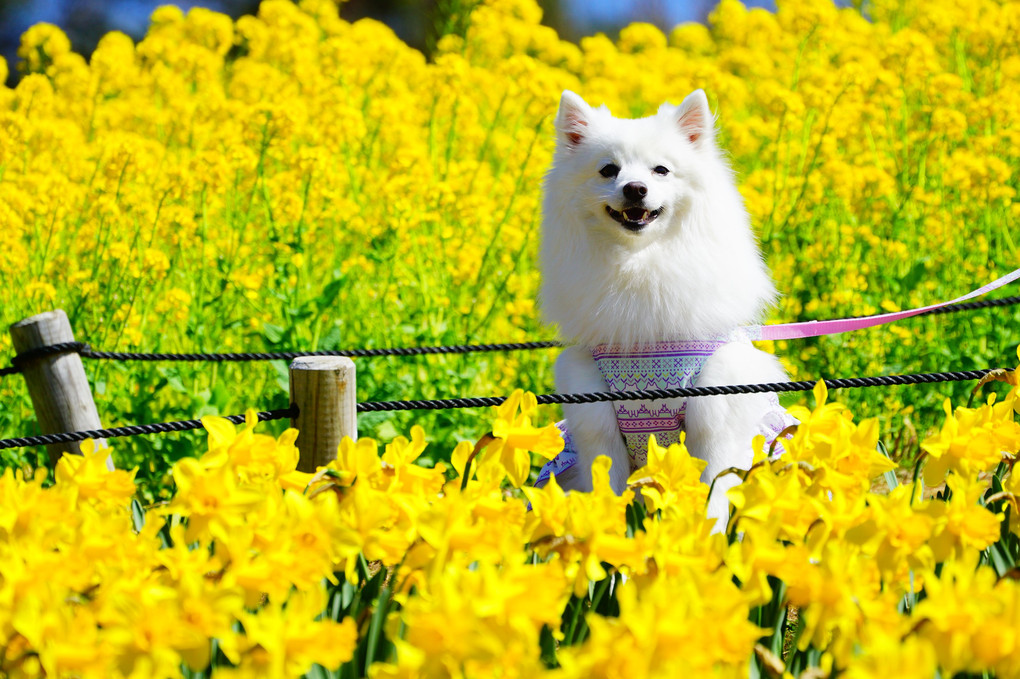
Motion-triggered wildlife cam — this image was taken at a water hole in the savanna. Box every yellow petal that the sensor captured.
[450,440,472,478]
[813,380,828,408]
[202,415,237,448]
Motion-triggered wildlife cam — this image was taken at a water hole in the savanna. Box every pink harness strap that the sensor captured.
[757,266,1020,341]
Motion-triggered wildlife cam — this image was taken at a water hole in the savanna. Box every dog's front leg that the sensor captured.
[684,341,788,533]
[554,345,631,494]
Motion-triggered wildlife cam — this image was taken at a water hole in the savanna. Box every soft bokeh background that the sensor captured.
[0,0,798,86]
[1,0,1017,498]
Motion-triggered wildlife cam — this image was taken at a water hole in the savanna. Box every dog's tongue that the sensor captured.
[624,208,647,222]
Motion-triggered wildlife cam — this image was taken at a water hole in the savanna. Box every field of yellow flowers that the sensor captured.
[2,0,1020,675]
[3,374,1020,677]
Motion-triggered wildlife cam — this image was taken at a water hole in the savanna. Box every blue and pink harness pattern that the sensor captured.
[535,328,797,487]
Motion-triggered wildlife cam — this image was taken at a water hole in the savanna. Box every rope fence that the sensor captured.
[0,408,297,451]
[1,292,1017,466]
[2,294,1019,377]
[354,368,997,412]
[0,367,1000,451]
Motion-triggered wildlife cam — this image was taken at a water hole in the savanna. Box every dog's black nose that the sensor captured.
[623,182,647,202]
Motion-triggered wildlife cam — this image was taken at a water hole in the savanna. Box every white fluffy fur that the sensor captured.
[540,90,788,530]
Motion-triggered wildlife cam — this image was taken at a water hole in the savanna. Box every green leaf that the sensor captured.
[316,276,346,313]
[263,322,285,344]
[877,439,899,491]
[539,624,559,669]
[131,498,146,533]
[304,664,330,679]
[364,585,393,668]
[986,542,1013,577]
[560,594,586,647]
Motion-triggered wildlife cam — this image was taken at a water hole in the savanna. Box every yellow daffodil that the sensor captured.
[389,559,568,678]
[167,455,266,544]
[557,564,764,678]
[222,588,357,676]
[53,439,137,510]
[483,389,565,487]
[914,554,1020,677]
[921,394,1020,486]
[924,474,1003,562]
[845,484,935,585]
[626,434,708,518]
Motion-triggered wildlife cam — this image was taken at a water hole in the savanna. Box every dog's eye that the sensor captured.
[653,165,670,176]
[599,164,620,178]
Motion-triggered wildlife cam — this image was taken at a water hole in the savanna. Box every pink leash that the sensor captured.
[757,266,1020,341]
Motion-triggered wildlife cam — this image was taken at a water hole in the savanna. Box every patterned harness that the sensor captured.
[535,329,796,487]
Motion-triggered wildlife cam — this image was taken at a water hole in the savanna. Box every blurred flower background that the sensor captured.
[2,0,1018,486]
[0,0,797,87]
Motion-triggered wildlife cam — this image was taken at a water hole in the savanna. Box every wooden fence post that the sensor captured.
[9,309,113,469]
[289,356,357,473]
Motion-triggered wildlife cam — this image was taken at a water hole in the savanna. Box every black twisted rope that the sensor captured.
[909,294,1020,317]
[79,340,562,363]
[354,368,995,412]
[1,341,90,376]
[0,407,297,450]
[825,294,1020,321]
[0,294,1017,377]
[0,368,998,450]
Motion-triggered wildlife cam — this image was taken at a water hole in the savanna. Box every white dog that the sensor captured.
[536,90,793,529]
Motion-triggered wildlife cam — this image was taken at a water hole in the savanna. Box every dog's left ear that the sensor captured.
[669,90,715,147]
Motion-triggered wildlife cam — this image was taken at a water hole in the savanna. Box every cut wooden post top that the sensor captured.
[290,356,356,371]
[9,309,112,468]
[289,356,357,473]
[11,310,77,350]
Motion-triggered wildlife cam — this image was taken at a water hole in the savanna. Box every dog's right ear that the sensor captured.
[555,90,592,149]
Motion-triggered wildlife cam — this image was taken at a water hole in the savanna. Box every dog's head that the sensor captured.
[549,89,718,240]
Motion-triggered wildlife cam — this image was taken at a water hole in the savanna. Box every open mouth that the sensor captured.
[606,205,661,231]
